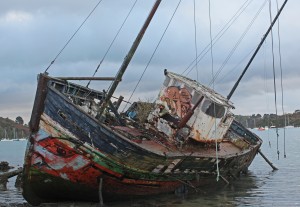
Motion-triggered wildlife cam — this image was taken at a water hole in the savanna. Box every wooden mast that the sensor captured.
[97,0,161,117]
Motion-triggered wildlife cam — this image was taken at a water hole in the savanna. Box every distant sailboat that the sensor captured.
[12,128,19,141]
[22,0,287,204]
[1,128,11,141]
[285,114,294,128]
[19,130,27,141]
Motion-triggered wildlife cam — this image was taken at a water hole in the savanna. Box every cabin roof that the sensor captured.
[166,71,234,108]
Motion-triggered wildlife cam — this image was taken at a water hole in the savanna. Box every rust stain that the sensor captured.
[160,86,192,118]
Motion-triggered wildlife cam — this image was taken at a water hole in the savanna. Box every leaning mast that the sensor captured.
[98,0,162,117]
[227,0,288,100]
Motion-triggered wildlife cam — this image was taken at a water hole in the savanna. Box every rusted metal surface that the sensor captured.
[177,96,204,129]
[148,71,234,143]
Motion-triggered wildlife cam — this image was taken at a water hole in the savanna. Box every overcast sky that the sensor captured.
[0,0,299,123]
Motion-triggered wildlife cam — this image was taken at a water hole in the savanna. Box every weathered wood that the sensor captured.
[29,74,49,132]
[56,77,117,81]
[115,96,124,110]
[0,167,23,190]
[0,167,23,179]
[258,149,278,171]
[108,100,126,126]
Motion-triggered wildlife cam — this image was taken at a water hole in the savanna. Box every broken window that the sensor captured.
[201,100,225,118]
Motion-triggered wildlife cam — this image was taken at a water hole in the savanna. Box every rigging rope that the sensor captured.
[216,47,255,84]
[182,0,254,76]
[193,0,199,81]
[263,40,272,148]
[208,0,220,182]
[86,0,138,88]
[268,0,280,160]
[122,0,183,112]
[44,0,104,73]
[208,0,268,87]
[276,0,286,158]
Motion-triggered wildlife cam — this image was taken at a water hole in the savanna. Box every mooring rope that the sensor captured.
[268,0,280,160]
[44,0,104,73]
[182,0,254,76]
[276,0,286,158]
[86,0,139,88]
[122,0,183,112]
[208,0,268,87]
[208,0,220,182]
[193,0,199,81]
[263,40,272,148]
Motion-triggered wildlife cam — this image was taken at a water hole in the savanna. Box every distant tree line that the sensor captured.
[0,116,29,139]
[235,110,300,128]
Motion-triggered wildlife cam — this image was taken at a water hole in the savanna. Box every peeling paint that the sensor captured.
[22,72,262,204]
[149,72,234,143]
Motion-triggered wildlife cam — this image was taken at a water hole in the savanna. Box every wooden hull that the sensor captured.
[22,74,262,205]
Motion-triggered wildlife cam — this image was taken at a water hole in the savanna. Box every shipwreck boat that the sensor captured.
[22,70,262,204]
[22,0,286,205]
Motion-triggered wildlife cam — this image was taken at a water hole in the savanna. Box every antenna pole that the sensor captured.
[227,0,288,100]
[98,0,161,117]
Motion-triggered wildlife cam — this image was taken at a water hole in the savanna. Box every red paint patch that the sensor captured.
[31,137,103,187]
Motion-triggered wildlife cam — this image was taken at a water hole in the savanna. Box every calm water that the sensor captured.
[0,128,300,206]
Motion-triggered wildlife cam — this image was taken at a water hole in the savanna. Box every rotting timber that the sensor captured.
[0,163,23,190]
[22,71,262,205]
[21,0,269,205]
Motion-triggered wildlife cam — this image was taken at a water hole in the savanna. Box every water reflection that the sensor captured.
[1,129,300,206]
[106,171,263,207]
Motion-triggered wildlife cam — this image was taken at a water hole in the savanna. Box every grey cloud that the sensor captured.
[0,0,299,122]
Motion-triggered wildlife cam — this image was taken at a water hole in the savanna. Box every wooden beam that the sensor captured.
[55,77,117,81]
[258,149,278,171]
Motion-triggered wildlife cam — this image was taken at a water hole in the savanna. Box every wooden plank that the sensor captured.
[55,77,116,81]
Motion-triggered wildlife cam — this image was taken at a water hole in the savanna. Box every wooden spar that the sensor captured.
[258,149,278,171]
[0,168,23,180]
[108,100,125,126]
[0,167,23,190]
[29,74,49,133]
[115,96,124,110]
[177,96,204,129]
[97,0,162,117]
[227,0,288,100]
[55,77,116,81]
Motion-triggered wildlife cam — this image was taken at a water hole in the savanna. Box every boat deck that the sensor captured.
[111,125,244,158]
[138,140,242,157]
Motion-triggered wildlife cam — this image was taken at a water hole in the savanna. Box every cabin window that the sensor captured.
[191,92,201,105]
[201,100,225,118]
